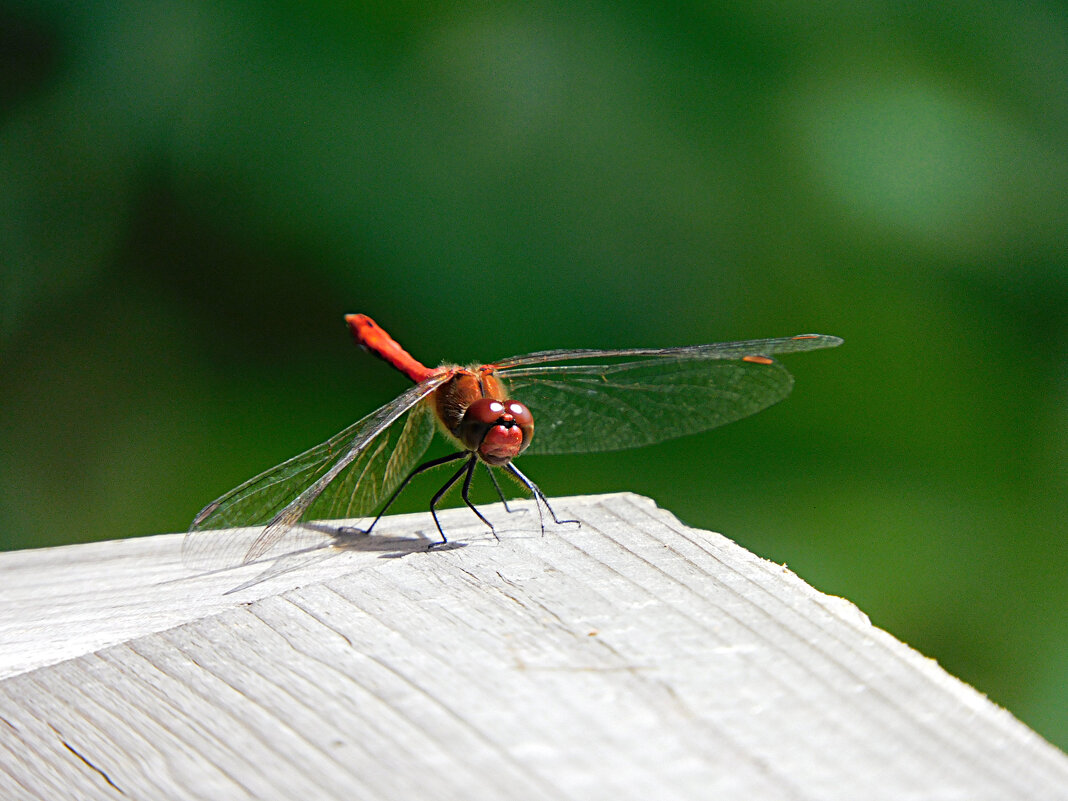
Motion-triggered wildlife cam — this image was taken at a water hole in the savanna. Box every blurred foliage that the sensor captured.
[2,0,1067,752]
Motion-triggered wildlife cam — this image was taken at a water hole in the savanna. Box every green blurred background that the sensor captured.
[2,0,1066,751]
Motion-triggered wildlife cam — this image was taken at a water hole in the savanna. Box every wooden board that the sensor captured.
[1,493,1066,800]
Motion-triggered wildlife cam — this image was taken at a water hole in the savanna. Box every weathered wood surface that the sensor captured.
[1,493,1066,800]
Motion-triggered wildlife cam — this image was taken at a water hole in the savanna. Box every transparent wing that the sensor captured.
[498,335,841,456]
[492,334,843,369]
[183,376,447,569]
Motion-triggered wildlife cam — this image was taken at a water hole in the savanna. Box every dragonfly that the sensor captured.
[184,314,841,567]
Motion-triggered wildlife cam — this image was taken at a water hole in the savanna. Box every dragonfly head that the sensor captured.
[458,398,534,466]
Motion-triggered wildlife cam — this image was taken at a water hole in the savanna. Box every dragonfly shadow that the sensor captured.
[213,523,463,595]
[308,522,466,558]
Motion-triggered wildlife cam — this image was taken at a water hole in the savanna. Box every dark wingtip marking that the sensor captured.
[191,500,221,528]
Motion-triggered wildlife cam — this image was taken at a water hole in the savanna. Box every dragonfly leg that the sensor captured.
[460,458,499,540]
[505,463,580,535]
[358,451,468,536]
[428,453,479,546]
[484,464,515,513]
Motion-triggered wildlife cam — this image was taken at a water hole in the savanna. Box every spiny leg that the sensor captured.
[506,462,580,535]
[461,459,499,540]
[485,463,515,513]
[428,454,478,546]
[358,450,469,536]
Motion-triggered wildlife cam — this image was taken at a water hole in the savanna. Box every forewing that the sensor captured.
[503,349,816,456]
[183,377,446,569]
[492,333,842,369]
[304,397,436,522]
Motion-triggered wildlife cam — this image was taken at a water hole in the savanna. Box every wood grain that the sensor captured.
[1,493,1065,800]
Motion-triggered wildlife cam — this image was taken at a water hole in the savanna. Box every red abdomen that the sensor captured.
[346,314,438,383]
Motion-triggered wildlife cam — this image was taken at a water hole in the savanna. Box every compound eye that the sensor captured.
[504,401,534,455]
[504,401,533,431]
[469,398,507,425]
[456,398,507,452]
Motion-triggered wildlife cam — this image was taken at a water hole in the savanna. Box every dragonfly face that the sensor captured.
[456,397,535,465]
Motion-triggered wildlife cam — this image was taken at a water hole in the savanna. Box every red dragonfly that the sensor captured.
[185,314,841,566]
